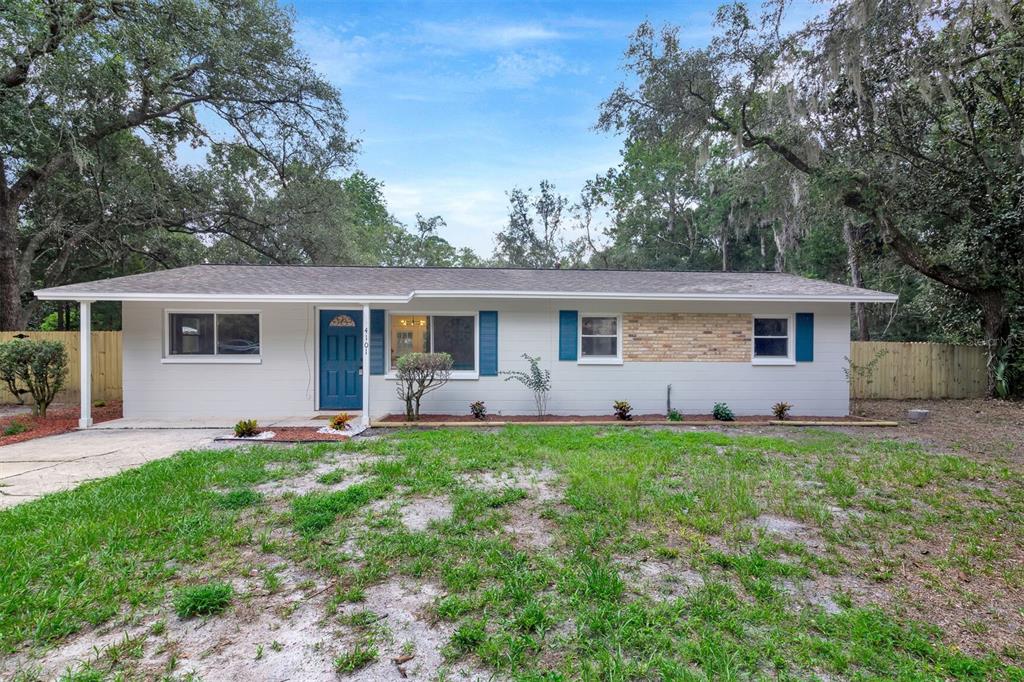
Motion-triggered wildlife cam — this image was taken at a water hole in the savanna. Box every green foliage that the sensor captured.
[613,400,632,421]
[469,400,487,420]
[666,408,682,421]
[0,340,68,417]
[215,489,262,509]
[329,412,353,431]
[500,354,551,416]
[712,402,734,422]
[334,642,378,672]
[233,419,260,438]
[492,181,590,268]
[291,483,387,536]
[394,353,454,421]
[771,402,792,420]
[2,421,28,437]
[173,583,233,618]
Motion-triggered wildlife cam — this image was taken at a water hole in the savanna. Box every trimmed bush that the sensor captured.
[667,408,682,422]
[395,352,454,421]
[712,402,735,421]
[173,582,233,618]
[0,339,68,417]
[613,400,632,421]
[233,419,259,437]
[469,400,487,420]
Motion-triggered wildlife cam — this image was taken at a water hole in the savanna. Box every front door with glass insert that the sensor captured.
[319,310,362,410]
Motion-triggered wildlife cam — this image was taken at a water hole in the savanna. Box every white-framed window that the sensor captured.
[387,312,478,375]
[163,310,261,363]
[579,313,622,365]
[752,314,795,365]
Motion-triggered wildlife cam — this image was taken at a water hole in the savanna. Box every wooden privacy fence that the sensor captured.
[849,341,988,399]
[0,331,122,404]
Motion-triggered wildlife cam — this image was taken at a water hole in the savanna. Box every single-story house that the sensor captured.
[34,265,897,427]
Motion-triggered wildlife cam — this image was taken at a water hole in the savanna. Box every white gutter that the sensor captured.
[34,289,898,304]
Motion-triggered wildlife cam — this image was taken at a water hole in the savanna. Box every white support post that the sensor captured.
[361,304,371,427]
[78,300,93,428]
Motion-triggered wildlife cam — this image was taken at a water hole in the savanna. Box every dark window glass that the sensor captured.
[754,318,788,336]
[169,313,215,355]
[582,336,617,357]
[754,337,788,357]
[217,314,260,354]
[432,315,475,370]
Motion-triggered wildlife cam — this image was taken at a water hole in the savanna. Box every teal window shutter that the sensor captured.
[795,313,814,362]
[479,311,498,376]
[370,309,385,374]
[559,310,578,361]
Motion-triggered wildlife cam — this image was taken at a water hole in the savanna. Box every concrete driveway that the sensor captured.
[0,429,228,508]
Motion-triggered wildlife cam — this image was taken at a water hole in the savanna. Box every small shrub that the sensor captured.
[329,412,352,430]
[500,354,551,416]
[469,400,487,420]
[92,399,106,408]
[712,402,735,421]
[771,402,793,420]
[613,400,632,421]
[216,489,262,509]
[667,408,682,422]
[3,420,28,436]
[233,419,259,437]
[173,582,233,618]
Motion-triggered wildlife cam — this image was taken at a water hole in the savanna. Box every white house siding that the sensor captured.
[122,301,317,419]
[367,298,851,418]
[121,298,851,420]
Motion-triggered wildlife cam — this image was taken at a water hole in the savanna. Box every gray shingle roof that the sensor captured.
[34,264,897,302]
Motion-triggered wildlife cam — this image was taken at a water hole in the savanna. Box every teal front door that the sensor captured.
[320,310,362,410]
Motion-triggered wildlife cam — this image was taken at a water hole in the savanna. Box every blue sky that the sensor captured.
[287,0,733,255]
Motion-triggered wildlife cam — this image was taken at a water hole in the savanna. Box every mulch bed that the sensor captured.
[0,401,123,447]
[379,413,875,424]
[221,427,351,443]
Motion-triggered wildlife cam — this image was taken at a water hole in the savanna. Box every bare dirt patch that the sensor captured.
[401,496,452,531]
[618,555,706,602]
[850,399,1024,459]
[466,467,565,551]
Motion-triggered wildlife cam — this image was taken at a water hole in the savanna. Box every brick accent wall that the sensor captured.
[623,313,752,362]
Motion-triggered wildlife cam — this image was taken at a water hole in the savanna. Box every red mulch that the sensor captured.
[379,413,869,424]
[0,401,123,447]
[221,427,351,443]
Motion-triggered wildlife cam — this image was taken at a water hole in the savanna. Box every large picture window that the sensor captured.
[389,314,476,371]
[168,312,260,357]
[753,316,791,361]
[579,314,621,363]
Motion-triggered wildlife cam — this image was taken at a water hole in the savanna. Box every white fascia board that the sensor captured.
[33,289,899,304]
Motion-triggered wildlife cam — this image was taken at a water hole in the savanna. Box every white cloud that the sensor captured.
[489,51,573,88]
[294,20,380,86]
[414,21,563,51]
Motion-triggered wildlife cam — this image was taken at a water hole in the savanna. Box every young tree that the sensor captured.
[599,1,1024,394]
[394,352,454,421]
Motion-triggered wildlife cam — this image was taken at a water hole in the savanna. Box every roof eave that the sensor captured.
[33,289,899,304]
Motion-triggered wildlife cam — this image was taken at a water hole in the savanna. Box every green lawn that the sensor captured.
[1,427,1022,680]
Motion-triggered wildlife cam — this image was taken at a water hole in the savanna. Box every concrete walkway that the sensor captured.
[0,429,229,508]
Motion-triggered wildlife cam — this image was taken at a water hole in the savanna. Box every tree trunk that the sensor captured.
[978,289,1010,398]
[842,219,870,341]
[0,204,23,331]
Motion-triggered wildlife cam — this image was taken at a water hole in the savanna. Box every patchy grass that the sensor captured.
[172,582,233,618]
[2,426,1022,680]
